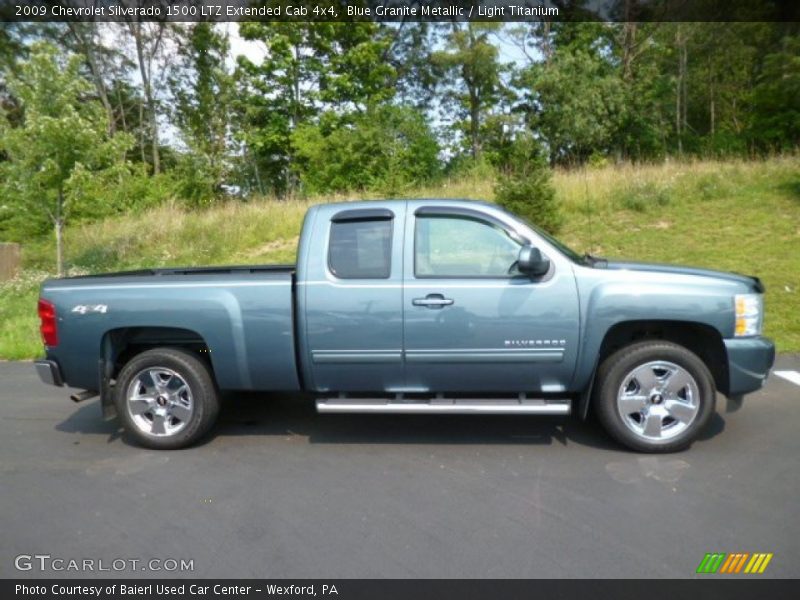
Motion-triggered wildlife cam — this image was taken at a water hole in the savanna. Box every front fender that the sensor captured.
[571,272,739,392]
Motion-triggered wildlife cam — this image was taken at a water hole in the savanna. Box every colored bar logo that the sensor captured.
[696,552,773,574]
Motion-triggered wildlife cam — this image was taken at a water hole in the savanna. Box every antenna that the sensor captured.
[583,165,594,255]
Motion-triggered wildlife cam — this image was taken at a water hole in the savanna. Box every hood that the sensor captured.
[601,260,765,293]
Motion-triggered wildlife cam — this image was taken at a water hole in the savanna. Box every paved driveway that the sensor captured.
[1,356,798,578]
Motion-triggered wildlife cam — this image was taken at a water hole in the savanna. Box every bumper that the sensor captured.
[724,336,775,396]
[34,359,64,387]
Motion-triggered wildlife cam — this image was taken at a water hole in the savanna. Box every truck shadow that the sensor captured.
[56,392,726,451]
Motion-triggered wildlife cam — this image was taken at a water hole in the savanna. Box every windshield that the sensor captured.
[498,208,586,264]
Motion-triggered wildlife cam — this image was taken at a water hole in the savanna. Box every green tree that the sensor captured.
[316,22,395,110]
[123,20,167,174]
[170,23,234,204]
[236,21,397,196]
[494,135,562,234]
[0,26,22,107]
[432,23,507,160]
[292,104,440,195]
[383,22,439,110]
[0,43,132,275]
[749,34,800,151]
[236,22,328,196]
[517,45,623,165]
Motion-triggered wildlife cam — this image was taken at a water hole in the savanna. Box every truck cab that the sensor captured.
[297,200,580,395]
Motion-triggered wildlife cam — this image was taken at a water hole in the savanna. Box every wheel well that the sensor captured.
[596,320,729,395]
[103,327,213,381]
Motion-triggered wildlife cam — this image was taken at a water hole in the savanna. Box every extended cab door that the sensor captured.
[298,204,405,392]
[402,203,580,393]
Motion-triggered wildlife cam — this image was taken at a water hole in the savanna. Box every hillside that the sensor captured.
[1,156,798,359]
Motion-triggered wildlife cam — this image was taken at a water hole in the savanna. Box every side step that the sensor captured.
[316,395,571,415]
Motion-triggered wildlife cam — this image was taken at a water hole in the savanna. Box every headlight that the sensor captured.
[735,294,763,337]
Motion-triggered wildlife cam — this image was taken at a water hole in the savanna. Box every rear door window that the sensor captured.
[328,219,393,279]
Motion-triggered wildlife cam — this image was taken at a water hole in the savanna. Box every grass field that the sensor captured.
[1,156,798,360]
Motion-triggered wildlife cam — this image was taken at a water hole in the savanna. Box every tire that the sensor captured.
[114,348,220,450]
[593,341,716,453]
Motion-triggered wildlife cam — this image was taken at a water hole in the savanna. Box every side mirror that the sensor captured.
[517,244,550,277]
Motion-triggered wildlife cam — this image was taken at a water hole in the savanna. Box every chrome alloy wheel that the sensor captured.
[616,360,700,442]
[126,368,194,437]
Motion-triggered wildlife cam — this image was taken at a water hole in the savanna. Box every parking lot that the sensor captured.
[1,356,798,579]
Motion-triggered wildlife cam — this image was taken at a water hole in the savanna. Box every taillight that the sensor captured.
[38,298,58,347]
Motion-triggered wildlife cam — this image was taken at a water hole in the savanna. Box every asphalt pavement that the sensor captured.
[1,356,799,579]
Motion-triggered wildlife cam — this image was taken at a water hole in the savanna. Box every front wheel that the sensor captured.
[594,341,716,453]
[114,348,220,450]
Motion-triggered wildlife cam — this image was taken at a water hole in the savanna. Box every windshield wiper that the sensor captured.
[583,253,608,268]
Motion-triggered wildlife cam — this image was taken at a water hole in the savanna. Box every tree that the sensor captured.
[0,24,32,128]
[0,43,132,275]
[749,34,800,151]
[316,22,395,111]
[123,19,167,174]
[433,23,506,160]
[236,21,398,196]
[62,23,118,135]
[494,135,561,234]
[518,46,623,165]
[292,104,440,195]
[235,22,327,196]
[382,22,439,110]
[170,23,234,203]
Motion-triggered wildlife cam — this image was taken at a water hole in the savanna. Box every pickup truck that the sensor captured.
[35,199,775,452]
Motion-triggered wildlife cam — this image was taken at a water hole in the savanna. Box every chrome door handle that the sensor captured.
[412,294,454,308]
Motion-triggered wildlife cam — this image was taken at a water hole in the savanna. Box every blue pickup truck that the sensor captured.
[35,199,775,452]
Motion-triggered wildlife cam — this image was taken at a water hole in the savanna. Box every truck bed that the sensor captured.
[40,264,301,393]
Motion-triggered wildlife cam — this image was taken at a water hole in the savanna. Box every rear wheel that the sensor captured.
[594,341,716,453]
[114,348,219,450]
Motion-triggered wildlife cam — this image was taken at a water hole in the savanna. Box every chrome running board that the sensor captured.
[316,394,571,415]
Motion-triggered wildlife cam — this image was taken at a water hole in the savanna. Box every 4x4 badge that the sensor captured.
[71,304,108,315]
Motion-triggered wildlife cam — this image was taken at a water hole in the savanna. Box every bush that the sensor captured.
[448,155,497,182]
[292,105,441,196]
[694,173,730,201]
[618,181,672,212]
[494,137,562,234]
[65,163,178,222]
[172,153,219,207]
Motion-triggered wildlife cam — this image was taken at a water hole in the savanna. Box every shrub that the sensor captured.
[494,137,562,234]
[694,173,730,201]
[619,181,672,212]
[292,105,441,196]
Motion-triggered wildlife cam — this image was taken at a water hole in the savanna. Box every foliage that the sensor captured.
[494,136,562,233]
[235,22,397,197]
[383,22,439,110]
[749,35,800,151]
[0,43,134,274]
[618,181,673,212]
[432,23,508,160]
[0,21,798,288]
[292,105,440,195]
[170,23,234,203]
[518,45,623,165]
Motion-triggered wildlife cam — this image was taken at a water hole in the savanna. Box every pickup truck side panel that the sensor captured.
[41,273,301,393]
